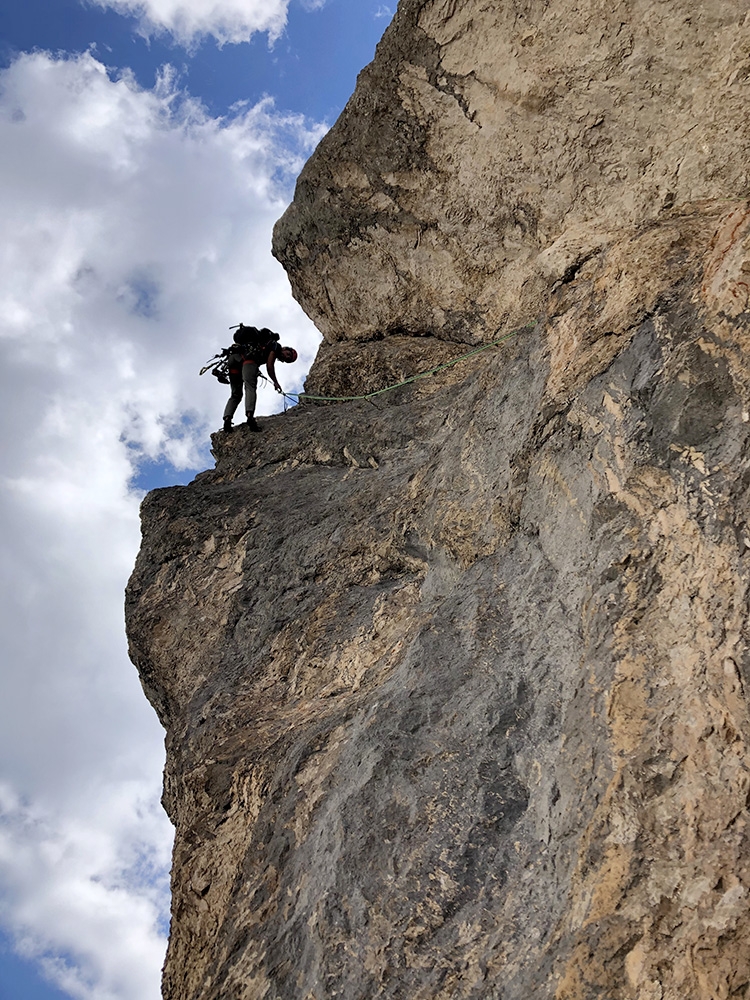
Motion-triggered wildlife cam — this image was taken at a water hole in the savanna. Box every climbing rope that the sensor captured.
[278,319,538,406]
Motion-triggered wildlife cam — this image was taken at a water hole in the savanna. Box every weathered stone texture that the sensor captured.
[274,0,750,351]
[128,204,750,1000]
[127,1,750,997]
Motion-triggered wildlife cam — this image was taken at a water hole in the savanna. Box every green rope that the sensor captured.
[281,320,538,405]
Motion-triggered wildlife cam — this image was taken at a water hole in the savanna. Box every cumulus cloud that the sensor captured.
[0,783,170,1000]
[0,50,324,998]
[91,0,290,47]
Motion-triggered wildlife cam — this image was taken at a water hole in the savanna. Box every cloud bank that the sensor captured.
[92,0,291,46]
[0,50,323,999]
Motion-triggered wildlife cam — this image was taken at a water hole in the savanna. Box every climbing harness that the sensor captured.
[199,352,228,377]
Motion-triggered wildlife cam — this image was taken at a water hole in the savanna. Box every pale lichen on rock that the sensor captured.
[127,1,750,997]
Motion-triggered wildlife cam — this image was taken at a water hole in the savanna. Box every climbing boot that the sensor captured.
[246,417,262,432]
[223,417,232,433]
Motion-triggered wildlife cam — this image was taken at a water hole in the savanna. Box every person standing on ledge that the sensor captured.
[222,325,298,433]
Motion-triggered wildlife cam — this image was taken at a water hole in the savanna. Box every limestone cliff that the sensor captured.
[127,2,750,998]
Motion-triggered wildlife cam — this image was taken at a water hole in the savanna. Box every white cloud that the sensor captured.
[0,50,324,999]
[92,0,290,47]
[0,782,171,1000]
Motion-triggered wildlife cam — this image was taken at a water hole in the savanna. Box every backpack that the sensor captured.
[232,324,280,362]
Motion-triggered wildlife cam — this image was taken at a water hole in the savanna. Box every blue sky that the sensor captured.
[0,934,71,1000]
[0,0,391,997]
[1,0,391,121]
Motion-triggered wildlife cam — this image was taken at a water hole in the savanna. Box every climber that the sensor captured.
[222,325,298,433]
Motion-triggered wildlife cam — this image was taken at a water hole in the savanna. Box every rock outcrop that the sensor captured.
[126,2,750,998]
[273,0,750,353]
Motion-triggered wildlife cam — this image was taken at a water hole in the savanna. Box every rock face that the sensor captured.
[273,0,750,350]
[126,2,750,998]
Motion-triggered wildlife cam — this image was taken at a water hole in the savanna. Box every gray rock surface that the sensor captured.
[127,1,750,997]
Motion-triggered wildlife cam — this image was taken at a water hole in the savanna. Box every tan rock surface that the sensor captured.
[274,0,750,354]
[127,1,750,998]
